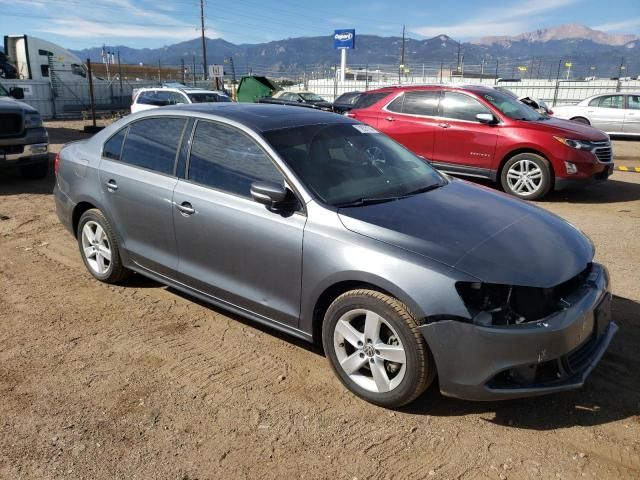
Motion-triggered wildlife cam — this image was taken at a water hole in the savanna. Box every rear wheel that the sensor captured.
[322,289,435,408]
[77,209,130,283]
[570,117,590,125]
[500,153,552,201]
[19,160,48,180]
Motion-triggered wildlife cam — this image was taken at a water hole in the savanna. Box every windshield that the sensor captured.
[0,83,8,97]
[264,123,445,207]
[187,93,231,103]
[482,90,543,121]
[299,92,325,102]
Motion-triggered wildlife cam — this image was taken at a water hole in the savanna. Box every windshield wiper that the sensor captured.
[336,183,444,208]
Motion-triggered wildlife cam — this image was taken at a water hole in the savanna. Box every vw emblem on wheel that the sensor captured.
[363,344,375,357]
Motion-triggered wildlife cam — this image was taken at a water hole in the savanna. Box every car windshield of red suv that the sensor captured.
[482,90,545,121]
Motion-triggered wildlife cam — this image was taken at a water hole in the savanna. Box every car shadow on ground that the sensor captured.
[402,295,640,430]
[0,153,55,196]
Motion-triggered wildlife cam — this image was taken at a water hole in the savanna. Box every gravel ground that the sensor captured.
[0,120,639,479]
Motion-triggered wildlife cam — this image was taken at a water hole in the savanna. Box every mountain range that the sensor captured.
[67,23,638,78]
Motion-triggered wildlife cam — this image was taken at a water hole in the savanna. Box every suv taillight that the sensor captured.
[54,152,60,175]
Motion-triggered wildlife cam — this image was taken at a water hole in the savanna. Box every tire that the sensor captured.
[19,160,48,180]
[77,209,130,283]
[500,153,552,201]
[322,289,435,408]
[570,117,590,125]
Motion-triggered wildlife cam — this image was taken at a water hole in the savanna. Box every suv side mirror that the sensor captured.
[250,181,289,207]
[9,87,24,100]
[476,113,497,124]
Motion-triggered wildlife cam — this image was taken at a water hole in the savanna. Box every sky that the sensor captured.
[0,0,638,50]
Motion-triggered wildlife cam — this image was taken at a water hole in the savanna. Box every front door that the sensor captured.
[173,120,306,327]
[98,117,187,277]
[376,90,440,160]
[431,91,498,173]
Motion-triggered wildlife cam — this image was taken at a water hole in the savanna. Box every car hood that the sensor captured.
[0,96,37,113]
[526,116,608,141]
[338,180,593,288]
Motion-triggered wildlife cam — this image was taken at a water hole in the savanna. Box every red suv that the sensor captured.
[348,85,614,200]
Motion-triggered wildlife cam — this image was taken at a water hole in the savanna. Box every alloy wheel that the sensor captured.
[333,308,407,393]
[81,220,112,275]
[506,158,543,195]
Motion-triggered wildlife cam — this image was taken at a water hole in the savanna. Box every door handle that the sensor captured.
[176,201,195,216]
[438,123,451,128]
[384,116,395,122]
[105,179,118,191]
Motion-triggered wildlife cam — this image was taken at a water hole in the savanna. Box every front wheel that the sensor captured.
[500,153,552,201]
[322,289,435,408]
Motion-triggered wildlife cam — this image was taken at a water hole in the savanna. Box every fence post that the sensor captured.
[552,58,562,107]
[439,62,443,83]
[494,60,499,84]
[86,59,97,129]
[365,64,369,91]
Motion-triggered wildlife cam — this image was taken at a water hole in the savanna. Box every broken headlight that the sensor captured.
[456,281,574,327]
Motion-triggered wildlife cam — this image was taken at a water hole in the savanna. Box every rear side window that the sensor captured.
[628,95,640,110]
[353,92,390,110]
[103,129,126,160]
[441,92,491,121]
[188,121,283,198]
[120,117,187,175]
[590,95,624,109]
[401,91,439,116]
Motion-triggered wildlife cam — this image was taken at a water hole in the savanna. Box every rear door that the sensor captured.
[375,90,440,159]
[173,120,305,327]
[623,94,640,134]
[431,91,498,172]
[98,116,187,277]
[349,92,393,128]
[587,95,625,132]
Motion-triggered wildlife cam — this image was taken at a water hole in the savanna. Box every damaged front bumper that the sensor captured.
[419,263,617,401]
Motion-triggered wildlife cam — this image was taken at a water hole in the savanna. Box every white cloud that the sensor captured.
[37,19,204,40]
[594,17,640,32]
[410,0,578,39]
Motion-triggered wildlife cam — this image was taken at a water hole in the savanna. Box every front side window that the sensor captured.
[590,95,624,109]
[441,92,491,122]
[155,91,187,105]
[120,117,186,175]
[188,121,283,198]
[103,129,126,160]
[264,123,444,206]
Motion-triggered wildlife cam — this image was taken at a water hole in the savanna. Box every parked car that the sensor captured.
[553,93,640,136]
[259,91,333,110]
[131,86,231,113]
[0,82,49,179]
[332,91,362,114]
[348,85,613,200]
[54,103,616,408]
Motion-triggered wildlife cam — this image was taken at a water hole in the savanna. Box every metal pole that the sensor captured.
[86,59,97,129]
[439,62,443,83]
[617,57,624,92]
[340,48,346,83]
[494,59,499,84]
[365,64,369,91]
[552,58,562,107]
[200,0,208,80]
[193,55,196,86]
[181,58,185,84]
[117,51,123,108]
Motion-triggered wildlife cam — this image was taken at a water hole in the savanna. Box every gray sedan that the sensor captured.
[54,103,617,407]
[553,92,640,136]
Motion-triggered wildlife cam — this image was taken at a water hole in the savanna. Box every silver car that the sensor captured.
[54,104,617,407]
[553,92,640,136]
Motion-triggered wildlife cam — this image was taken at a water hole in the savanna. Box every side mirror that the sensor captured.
[476,113,497,124]
[250,181,288,207]
[9,87,24,100]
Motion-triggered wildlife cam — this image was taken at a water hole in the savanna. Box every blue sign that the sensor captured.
[334,29,355,49]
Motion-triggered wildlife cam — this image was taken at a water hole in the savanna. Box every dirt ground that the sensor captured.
[1,120,639,480]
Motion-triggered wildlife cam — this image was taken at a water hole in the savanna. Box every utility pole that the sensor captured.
[200,0,208,80]
[117,51,123,108]
[399,24,405,84]
[456,42,462,74]
[181,58,185,84]
[192,55,197,85]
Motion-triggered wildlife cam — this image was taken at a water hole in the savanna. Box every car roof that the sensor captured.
[160,103,355,132]
[136,87,226,94]
[363,83,498,95]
